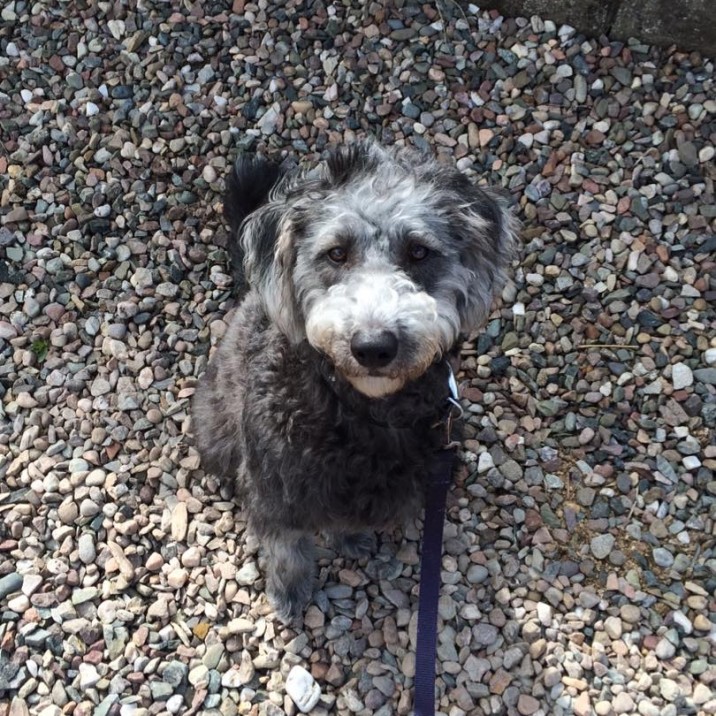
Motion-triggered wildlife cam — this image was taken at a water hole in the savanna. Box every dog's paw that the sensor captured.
[329,531,376,560]
[267,579,313,624]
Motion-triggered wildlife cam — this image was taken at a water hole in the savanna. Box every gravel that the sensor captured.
[1,2,715,716]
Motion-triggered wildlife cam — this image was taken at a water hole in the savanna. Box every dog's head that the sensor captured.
[238,141,517,398]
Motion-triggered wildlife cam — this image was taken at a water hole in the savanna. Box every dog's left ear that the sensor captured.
[447,180,518,335]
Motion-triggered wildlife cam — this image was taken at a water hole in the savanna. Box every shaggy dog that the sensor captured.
[193,141,516,621]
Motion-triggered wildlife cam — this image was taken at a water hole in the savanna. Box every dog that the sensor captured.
[192,140,516,621]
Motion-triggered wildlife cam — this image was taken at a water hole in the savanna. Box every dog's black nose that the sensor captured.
[350,330,398,369]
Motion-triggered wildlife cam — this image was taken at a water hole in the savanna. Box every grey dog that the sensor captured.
[192,141,516,621]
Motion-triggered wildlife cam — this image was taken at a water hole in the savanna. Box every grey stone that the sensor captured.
[653,547,675,569]
[162,662,188,688]
[694,368,716,385]
[590,534,615,560]
[0,573,22,600]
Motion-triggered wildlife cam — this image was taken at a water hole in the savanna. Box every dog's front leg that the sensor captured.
[263,529,315,622]
[327,531,376,559]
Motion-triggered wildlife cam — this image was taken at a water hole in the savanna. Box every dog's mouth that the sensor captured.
[344,374,406,398]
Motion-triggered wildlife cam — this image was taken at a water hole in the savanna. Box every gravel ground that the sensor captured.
[1,1,715,715]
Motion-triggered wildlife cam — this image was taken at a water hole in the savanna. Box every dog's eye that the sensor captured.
[327,247,348,264]
[408,244,430,261]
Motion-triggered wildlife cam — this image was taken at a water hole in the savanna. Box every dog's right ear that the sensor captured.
[224,156,284,289]
[227,159,304,345]
[241,211,304,344]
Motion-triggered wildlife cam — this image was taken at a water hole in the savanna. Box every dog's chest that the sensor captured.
[246,369,442,529]
[288,421,434,528]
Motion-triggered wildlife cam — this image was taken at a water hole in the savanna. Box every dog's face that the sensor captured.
[241,143,516,398]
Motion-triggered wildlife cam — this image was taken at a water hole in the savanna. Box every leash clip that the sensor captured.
[443,363,463,449]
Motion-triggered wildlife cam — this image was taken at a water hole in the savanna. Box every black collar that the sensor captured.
[316,357,461,431]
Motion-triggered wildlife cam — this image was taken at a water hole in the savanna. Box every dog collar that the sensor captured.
[319,358,456,430]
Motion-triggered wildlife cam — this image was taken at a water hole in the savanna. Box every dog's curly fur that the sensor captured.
[193,141,516,621]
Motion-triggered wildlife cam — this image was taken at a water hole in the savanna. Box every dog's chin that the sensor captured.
[345,375,406,398]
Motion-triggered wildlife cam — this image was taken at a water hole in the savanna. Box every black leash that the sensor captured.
[414,365,462,716]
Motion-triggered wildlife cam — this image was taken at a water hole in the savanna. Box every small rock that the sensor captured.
[0,573,22,600]
[78,663,100,689]
[166,695,184,714]
[573,692,592,716]
[613,692,634,713]
[671,362,693,389]
[653,547,675,569]
[188,664,208,686]
[659,678,681,701]
[466,564,489,584]
[693,683,712,705]
[146,553,164,571]
[236,562,260,585]
[604,616,623,639]
[477,452,494,472]
[517,693,540,715]
[285,665,321,713]
[671,610,692,635]
[8,594,29,613]
[172,502,188,541]
[590,534,615,560]
[9,698,30,716]
[162,662,188,688]
[202,643,224,670]
[78,533,96,564]
[655,637,676,660]
[473,623,499,647]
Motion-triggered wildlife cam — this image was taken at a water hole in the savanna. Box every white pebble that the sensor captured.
[107,19,126,39]
[518,133,534,148]
[8,594,30,612]
[604,616,623,639]
[236,561,260,585]
[78,533,96,564]
[671,362,693,390]
[525,272,544,286]
[285,665,321,713]
[672,610,693,635]
[181,547,201,568]
[130,267,153,291]
[536,602,552,626]
[477,452,494,473]
[166,695,184,714]
[699,146,715,163]
[79,663,100,689]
